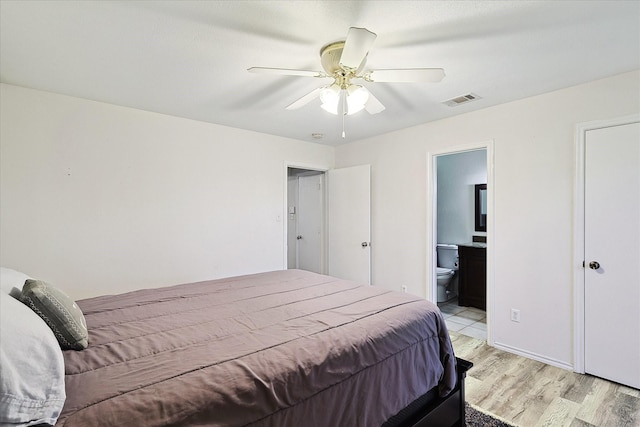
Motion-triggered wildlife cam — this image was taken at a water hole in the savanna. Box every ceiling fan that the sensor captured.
[248,27,445,118]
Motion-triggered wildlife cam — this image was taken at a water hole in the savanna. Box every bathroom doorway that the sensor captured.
[427,142,494,344]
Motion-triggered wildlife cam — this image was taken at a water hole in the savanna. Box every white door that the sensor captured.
[584,122,640,389]
[296,174,324,273]
[327,165,371,284]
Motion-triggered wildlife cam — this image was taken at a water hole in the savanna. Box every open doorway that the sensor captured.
[287,168,326,274]
[284,163,372,283]
[427,141,494,345]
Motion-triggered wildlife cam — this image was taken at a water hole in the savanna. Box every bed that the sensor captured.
[1,268,471,427]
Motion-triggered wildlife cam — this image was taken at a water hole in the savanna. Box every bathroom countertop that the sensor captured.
[459,242,487,249]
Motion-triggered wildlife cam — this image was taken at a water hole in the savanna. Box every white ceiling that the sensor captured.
[1,1,638,146]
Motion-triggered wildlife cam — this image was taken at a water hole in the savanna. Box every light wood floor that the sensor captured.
[449,331,640,427]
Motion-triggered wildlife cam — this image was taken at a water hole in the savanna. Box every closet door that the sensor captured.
[584,121,639,389]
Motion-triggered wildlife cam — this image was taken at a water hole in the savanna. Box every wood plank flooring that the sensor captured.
[449,331,640,427]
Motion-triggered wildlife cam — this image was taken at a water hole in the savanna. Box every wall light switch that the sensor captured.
[511,309,521,323]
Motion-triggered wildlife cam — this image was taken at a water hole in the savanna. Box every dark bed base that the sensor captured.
[383,357,474,427]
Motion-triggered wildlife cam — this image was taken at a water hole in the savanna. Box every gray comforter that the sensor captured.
[58,270,456,426]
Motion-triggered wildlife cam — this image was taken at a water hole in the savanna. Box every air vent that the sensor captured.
[443,93,481,107]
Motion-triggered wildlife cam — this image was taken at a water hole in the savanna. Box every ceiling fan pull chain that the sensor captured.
[342,90,347,138]
[341,114,346,138]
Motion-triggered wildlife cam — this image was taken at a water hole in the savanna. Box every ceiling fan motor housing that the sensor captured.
[320,41,367,81]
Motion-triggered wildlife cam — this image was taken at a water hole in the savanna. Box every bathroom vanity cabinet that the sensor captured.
[458,244,486,310]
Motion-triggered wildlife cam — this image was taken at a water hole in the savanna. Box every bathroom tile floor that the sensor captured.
[438,298,487,341]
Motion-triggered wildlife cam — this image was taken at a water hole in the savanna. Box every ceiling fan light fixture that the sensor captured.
[346,85,369,115]
[321,102,338,115]
[320,84,341,115]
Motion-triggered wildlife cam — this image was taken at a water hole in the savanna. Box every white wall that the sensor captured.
[334,70,640,368]
[437,150,487,245]
[0,84,334,299]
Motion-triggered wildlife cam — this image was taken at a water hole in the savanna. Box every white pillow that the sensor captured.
[0,293,66,426]
[0,267,31,296]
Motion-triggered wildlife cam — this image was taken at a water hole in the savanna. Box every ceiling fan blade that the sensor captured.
[339,27,377,70]
[364,90,385,114]
[285,87,323,110]
[366,68,445,83]
[248,67,325,78]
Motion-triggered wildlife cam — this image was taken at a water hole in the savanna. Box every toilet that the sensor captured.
[436,244,459,303]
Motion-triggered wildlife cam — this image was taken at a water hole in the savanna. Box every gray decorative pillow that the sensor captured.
[20,279,88,350]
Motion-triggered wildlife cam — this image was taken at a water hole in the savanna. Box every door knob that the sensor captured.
[296,235,303,240]
[361,242,368,247]
[589,261,600,270]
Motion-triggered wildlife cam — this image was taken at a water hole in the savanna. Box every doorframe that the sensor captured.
[572,114,639,373]
[283,161,329,271]
[426,140,495,345]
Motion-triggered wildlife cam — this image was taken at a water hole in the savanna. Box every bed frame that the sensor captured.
[385,357,474,427]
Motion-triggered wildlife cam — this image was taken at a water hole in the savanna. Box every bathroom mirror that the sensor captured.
[475,184,487,232]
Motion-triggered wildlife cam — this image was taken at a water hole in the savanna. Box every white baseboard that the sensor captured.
[492,341,574,372]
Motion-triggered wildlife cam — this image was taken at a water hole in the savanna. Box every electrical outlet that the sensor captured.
[511,309,521,323]
[401,285,408,293]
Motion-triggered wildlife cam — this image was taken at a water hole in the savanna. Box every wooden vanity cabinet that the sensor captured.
[458,244,486,310]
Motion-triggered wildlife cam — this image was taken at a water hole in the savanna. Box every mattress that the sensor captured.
[58,269,456,426]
